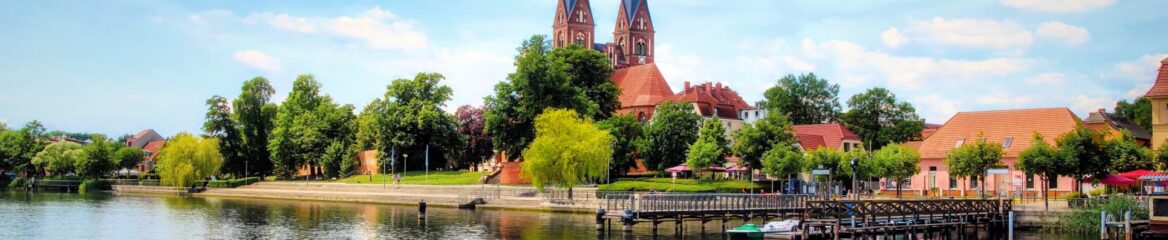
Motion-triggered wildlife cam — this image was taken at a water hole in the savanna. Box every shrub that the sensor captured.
[1088,188,1107,197]
[1059,197,1148,232]
[79,179,112,193]
[207,177,261,188]
[7,178,28,190]
[1062,191,1085,199]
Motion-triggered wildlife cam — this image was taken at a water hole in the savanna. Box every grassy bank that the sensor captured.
[338,171,488,185]
[598,178,761,193]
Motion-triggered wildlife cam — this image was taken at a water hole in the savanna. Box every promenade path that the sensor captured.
[189,182,600,212]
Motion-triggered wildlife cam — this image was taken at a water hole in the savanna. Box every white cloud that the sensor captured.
[1001,0,1116,12]
[1025,72,1066,85]
[1111,53,1168,82]
[232,50,282,72]
[244,7,427,51]
[1127,83,1152,99]
[899,17,1032,50]
[1036,21,1090,46]
[976,91,1035,106]
[1069,94,1115,115]
[363,48,512,110]
[805,39,1033,88]
[188,9,233,26]
[911,95,962,123]
[881,28,905,49]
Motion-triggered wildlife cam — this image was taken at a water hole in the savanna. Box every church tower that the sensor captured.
[613,0,655,68]
[553,0,595,49]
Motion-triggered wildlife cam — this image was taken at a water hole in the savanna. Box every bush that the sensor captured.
[79,179,112,193]
[1062,191,1085,199]
[1088,188,1107,197]
[7,178,28,190]
[207,177,261,188]
[1059,197,1147,232]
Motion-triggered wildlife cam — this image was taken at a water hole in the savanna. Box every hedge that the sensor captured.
[79,179,113,193]
[207,177,261,188]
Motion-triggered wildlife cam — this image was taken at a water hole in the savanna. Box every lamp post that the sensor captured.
[403,153,409,185]
[851,157,859,200]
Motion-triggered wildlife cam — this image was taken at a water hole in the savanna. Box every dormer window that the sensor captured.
[1003,137,1013,148]
[954,138,965,149]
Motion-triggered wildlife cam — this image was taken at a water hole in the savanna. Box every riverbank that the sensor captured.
[114,181,600,214]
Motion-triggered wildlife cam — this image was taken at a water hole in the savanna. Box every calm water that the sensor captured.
[0,191,1100,239]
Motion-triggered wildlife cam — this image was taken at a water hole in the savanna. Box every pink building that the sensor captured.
[905,108,1080,197]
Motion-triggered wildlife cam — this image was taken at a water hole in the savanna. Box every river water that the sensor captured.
[0,191,1100,239]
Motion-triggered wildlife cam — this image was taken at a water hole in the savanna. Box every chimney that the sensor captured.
[715,82,722,93]
[705,82,712,93]
[684,81,690,91]
[1098,108,1106,113]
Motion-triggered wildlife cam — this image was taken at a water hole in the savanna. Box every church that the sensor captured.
[552,0,752,131]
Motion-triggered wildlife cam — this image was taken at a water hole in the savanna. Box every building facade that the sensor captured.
[1145,58,1168,147]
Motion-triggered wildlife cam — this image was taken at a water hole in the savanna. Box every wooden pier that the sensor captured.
[595,192,1013,239]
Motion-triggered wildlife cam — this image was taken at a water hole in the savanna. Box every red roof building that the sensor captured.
[611,63,675,120]
[1144,57,1168,148]
[793,123,863,151]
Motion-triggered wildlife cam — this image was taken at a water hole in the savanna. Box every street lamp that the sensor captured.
[403,153,409,186]
[850,157,859,200]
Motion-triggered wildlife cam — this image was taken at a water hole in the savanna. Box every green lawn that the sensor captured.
[338,170,488,185]
[597,178,761,193]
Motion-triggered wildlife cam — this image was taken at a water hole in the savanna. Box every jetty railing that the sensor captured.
[599,192,813,216]
[805,198,1011,220]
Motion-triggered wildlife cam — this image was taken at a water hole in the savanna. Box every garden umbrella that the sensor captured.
[707,167,727,172]
[665,165,690,173]
[1094,174,1136,185]
[1118,169,1159,180]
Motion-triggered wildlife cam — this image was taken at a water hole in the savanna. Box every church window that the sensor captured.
[635,42,646,55]
[576,33,585,45]
[577,10,587,23]
[638,18,645,29]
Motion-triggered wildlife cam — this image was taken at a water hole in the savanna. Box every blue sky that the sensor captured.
[1,0,1165,137]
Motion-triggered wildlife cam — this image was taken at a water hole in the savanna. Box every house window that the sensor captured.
[1003,137,1013,148]
[970,176,979,188]
[949,176,957,189]
[1026,174,1034,189]
[954,138,965,149]
[844,143,851,152]
[1048,176,1058,189]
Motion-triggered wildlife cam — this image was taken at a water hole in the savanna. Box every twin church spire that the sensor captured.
[553,0,655,69]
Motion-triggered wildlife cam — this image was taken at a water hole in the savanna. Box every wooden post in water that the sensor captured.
[1101,211,1108,240]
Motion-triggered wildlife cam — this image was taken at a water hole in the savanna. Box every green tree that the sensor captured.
[1016,132,1062,210]
[156,132,222,187]
[805,147,847,193]
[31,142,85,176]
[697,118,730,160]
[114,147,145,176]
[1,121,46,176]
[596,114,643,180]
[521,109,613,199]
[733,111,798,171]
[686,140,723,179]
[548,44,621,120]
[872,143,920,197]
[1155,141,1168,171]
[204,95,247,177]
[1115,97,1151,133]
[760,73,841,124]
[1056,126,1111,192]
[839,88,925,150]
[946,133,1004,196]
[360,73,462,172]
[761,146,804,190]
[233,77,277,177]
[76,134,118,178]
[455,105,494,171]
[1108,130,1152,173]
[638,101,701,170]
[485,35,594,160]
[269,75,356,178]
[319,141,348,179]
[0,130,21,173]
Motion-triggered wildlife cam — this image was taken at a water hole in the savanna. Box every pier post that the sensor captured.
[1008,211,1014,240]
[1124,210,1132,240]
[596,208,606,230]
[417,200,427,219]
[1101,211,1107,240]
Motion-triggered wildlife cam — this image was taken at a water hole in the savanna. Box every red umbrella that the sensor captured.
[1118,169,1159,179]
[1096,174,1136,185]
[665,165,690,173]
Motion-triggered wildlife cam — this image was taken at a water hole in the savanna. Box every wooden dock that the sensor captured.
[595,192,1013,239]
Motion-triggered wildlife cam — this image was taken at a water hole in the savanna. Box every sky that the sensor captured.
[0,0,1165,137]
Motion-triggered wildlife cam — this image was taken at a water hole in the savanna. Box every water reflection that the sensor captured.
[0,192,1100,239]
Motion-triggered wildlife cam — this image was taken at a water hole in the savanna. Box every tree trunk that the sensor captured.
[981,175,987,199]
[568,186,574,200]
[1042,175,1049,211]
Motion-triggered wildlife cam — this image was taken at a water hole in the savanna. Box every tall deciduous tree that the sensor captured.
[360,73,462,172]
[1,121,46,176]
[1016,132,1061,210]
[687,118,729,178]
[115,147,145,175]
[233,77,277,177]
[761,146,803,191]
[697,118,730,161]
[521,109,612,199]
[839,88,925,150]
[638,101,701,171]
[872,143,920,197]
[733,111,798,171]
[1056,126,1110,192]
[1115,97,1152,133]
[31,142,85,176]
[269,75,356,179]
[1108,130,1153,173]
[760,73,841,124]
[596,114,643,179]
[548,44,621,120]
[485,35,594,160]
[455,105,493,171]
[203,95,247,177]
[157,132,222,187]
[77,134,118,178]
[946,133,1004,196]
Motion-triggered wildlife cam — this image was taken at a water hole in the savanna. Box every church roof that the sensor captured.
[563,0,579,17]
[622,0,649,23]
[1144,57,1168,98]
[611,63,674,107]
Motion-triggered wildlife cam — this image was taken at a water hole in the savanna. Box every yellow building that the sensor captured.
[1145,57,1168,148]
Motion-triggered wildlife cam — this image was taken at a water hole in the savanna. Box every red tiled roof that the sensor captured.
[903,141,923,151]
[797,133,827,150]
[917,108,1080,159]
[612,63,674,108]
[1145,57,1168,98]
[670,82,752,119]
[127,129,154,144]
[143,140,165,161]
[921,123,943,139]
[793,123,861,149]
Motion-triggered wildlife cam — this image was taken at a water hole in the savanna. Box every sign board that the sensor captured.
[812,169,831,175]
[986,168,1009,174]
